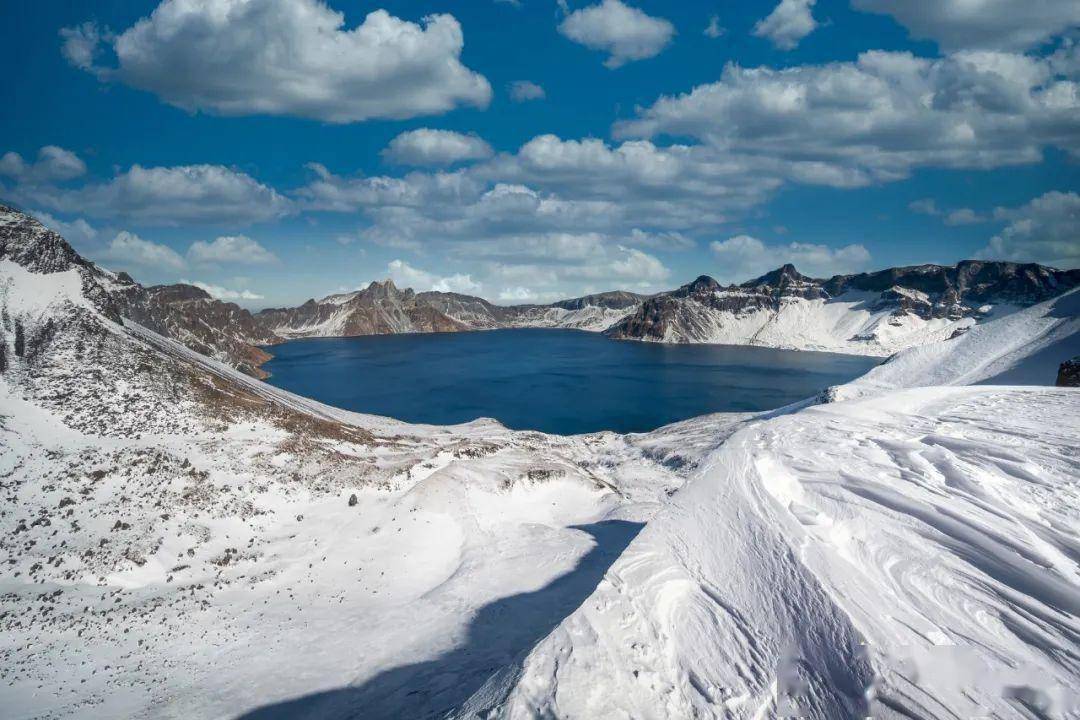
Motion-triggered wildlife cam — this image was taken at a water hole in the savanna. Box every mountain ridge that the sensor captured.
[5,205,1078,376]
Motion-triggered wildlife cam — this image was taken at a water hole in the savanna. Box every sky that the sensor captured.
[1,0,1078,308]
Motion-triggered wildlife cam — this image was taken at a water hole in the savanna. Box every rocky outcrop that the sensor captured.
[1057,356,1080,387]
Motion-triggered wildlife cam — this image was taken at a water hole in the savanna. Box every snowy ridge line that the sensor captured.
[492,386,1080,719]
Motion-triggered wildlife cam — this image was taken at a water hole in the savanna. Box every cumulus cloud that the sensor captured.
[710,234,871,281]
[0,146,86,183]
[382,129,493,166]
[386,259,482,294]
[943,208,988,226]
[615,50,1080,182]
[704,15,725,39]
[909,199,988,225]
[852,0,1080,52]
[61,0,491,123]
[754,0,818,50]
[558,0,675,68]
[180,279,264,301]
[188,235,278,265]
[509,80,546,102]
[909,198,940,216]
[976,191,1080,268]
[103,231,186,270]
[18,164,291,225]
[30,211,98,247]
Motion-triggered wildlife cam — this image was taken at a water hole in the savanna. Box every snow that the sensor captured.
[0,259,89,318]
[839,287,1080,399]
[497,385,1080,719]
[653,291,977,357]
[2,253,1078,719]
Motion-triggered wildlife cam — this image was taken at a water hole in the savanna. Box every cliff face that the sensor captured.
[0,206,279,378]
[608,261,1080,356]
[111,280,281,378]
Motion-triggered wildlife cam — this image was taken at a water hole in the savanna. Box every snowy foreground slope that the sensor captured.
[2,217,1079,719]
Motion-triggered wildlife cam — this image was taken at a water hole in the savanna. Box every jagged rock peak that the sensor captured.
[0,204,87,274]
[743,264,815,288]
[678,275,722,295]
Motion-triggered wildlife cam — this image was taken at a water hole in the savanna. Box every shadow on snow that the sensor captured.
[235,519,644,720]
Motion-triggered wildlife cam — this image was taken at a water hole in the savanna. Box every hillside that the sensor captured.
[608,262,1080,356]
[1,206,1077,719]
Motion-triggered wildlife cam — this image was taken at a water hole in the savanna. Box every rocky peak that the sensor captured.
[363,279,406,299]
[675,275,723,298]
[0,204,88,275]
[743,264,814,289]
[147,284,214,304]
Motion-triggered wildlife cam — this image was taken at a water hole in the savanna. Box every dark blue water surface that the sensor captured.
[262,329,878,435]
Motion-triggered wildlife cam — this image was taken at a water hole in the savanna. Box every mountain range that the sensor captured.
[4,206,1078,380]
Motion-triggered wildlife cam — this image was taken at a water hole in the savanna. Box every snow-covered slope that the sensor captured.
[838,288,1080,399]
[0,219,696,719]
[2,204,1078,720]
[609,262,1080,357]
[496,384,1079,719]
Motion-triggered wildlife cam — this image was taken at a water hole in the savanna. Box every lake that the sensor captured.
[262,329,879,434]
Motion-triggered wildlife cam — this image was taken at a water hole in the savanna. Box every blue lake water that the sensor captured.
[262,329,879,435]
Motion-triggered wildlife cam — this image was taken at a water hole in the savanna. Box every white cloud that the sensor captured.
[704,15,725,39]
[382,129,493,166]
[20,164,292,225]
[753,0,818,51]
[30,211,98,246]
[103,231,186,271]
[498,286,537,302]
[909,199,988,225]
[188,235,278,265]
[62,0,491,123]
[59,22,107,72]
[976,191,1080,268]
[615,50,1080,182]
[180,279,264,301]
[943,208,987,225]
[852,0,1080,52]
[386,259,482,294]
[0,146,87,183]
[509,80,546,102]
[710,235,871,281]
[558,0,675,68]
[909,198,940,216]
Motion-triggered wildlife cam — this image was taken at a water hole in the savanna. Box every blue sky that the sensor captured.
[1,0,1077,307]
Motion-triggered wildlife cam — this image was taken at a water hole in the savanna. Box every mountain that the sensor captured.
[0,206,281,378]
[3,203,1079,719]
[111,279,281,378]
[260,285,646,338]
[608,260,1080,355]
[256,279,470,338]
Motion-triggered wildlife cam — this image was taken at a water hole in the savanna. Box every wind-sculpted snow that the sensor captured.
[495,386,1080,718]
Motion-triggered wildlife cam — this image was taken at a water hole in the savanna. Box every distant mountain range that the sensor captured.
[3,205,1077,378]
[256,283,644,340]
[607,261,1080,355]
